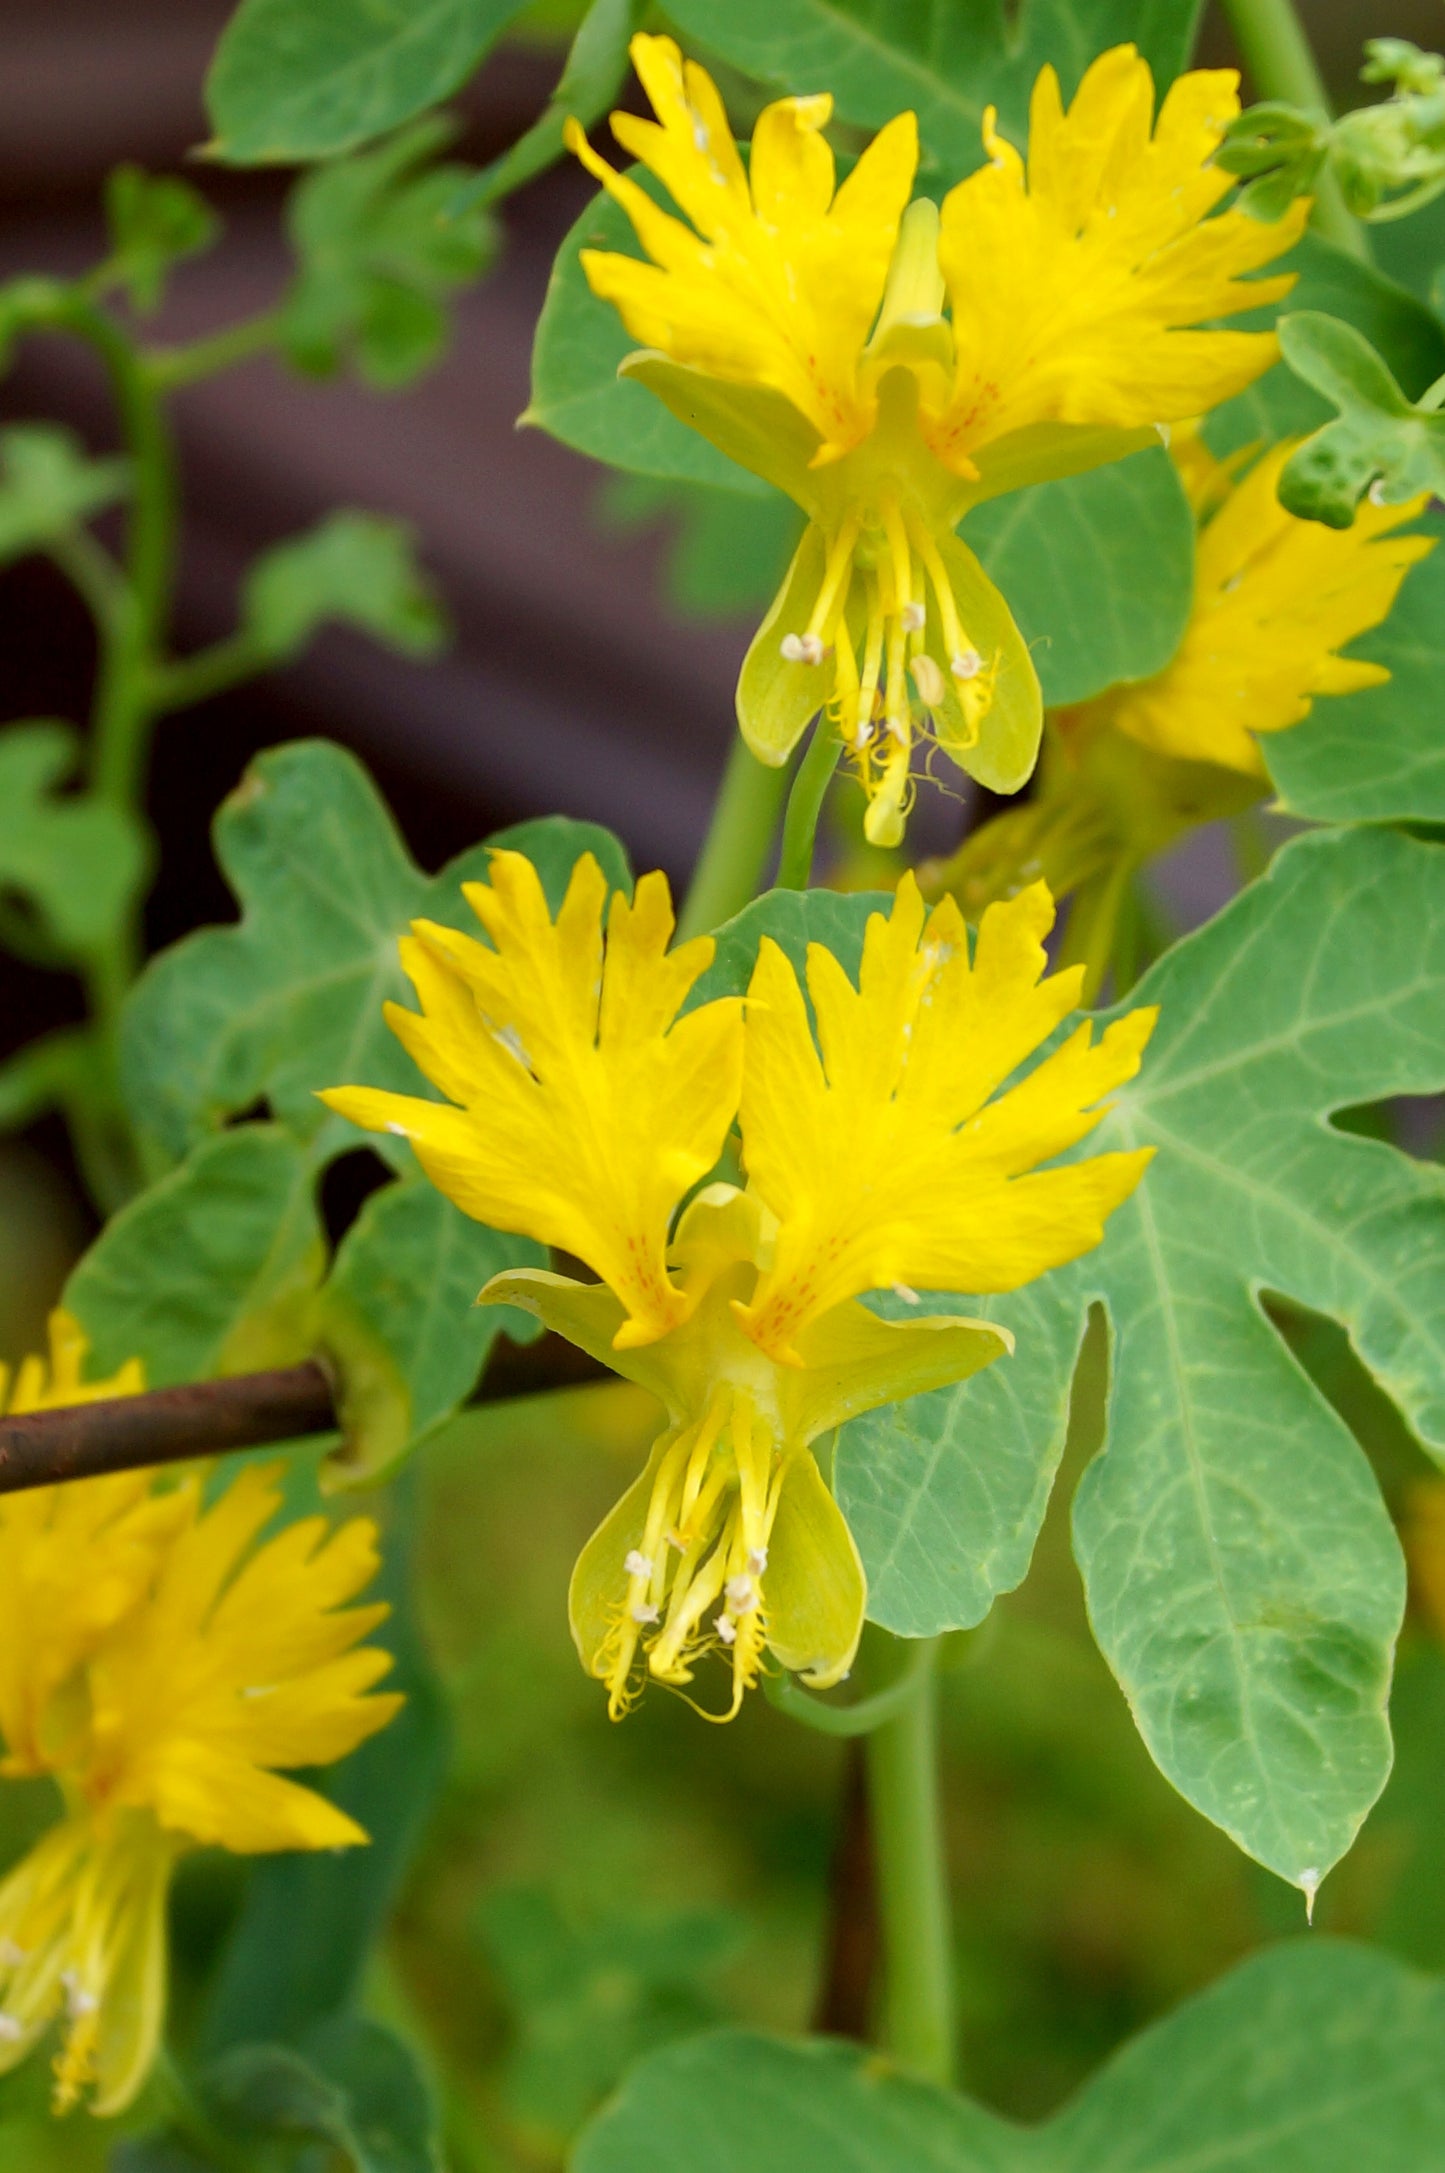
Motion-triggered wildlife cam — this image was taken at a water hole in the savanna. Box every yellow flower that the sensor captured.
[927,433,1433,924]
[0,1313,180,1780]
[565,35,1306,843]
[1095,433,1433,774]
[0,1457,400,2115]
[324,851,1154,1718]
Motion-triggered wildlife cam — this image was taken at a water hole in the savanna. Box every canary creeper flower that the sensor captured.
[564,35,1306,844]
[1094,433,1434,774]
[323,851,1154,1718]
[0,1429,400,2116]
[928,432,1434,920]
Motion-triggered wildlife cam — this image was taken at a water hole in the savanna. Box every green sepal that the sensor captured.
[735,523,826,767]
[618,351,819,504]
[927,530,1042,795]
[765,1449,866,1689]
[787,1298,1011,1441]
[568,1438,663,1677]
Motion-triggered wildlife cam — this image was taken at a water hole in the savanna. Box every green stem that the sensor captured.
[764,1634,935,1737]
[152,630,270,714]
[864,1637,956,2086]
[776,718,841,890]
[152,2048,260,2173]
[144,310,282,392]
[1218,0,1368,259]
[677,736,790,939]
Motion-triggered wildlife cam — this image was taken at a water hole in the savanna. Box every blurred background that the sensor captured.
[2,5,1445,2167]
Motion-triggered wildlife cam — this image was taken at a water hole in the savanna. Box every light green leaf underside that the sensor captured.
[205,0,532,163]
[662,0,1207,176]
[574,1941,1445,2172]
[829,829,1444,1885]
[120,738,631,1170]
[317,1178,542,1484]
[64,1126,323,1387]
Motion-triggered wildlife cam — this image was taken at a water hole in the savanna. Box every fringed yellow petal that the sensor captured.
[738,876,1155,1357]
[934,47,1306,471]
[0,1317,166,1778]
[569,33,916,458]
[84,1464,399,1855]
[1105,441,1434,772]
[322,850,744,1348]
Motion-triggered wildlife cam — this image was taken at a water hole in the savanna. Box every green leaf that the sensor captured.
[63,1124,324,1386]
[1273,311,1445,527]
[315,1177,542,1484]
[478,1887,736,2145]
[1263,514,1445,825]
[1205,232,1445,452]
[833,830,1445,1888]
[450,0,640,215]
[120,739,632,1172]
[201,2018,441,2172]
[574,1941,1445,2173]
[965,447,1194,706]
[599,476,804,618]
[205,0,531,164]
[103,165,220,313]
[280,119,496,387]
[685,887,889,1012]
[0,720,150,959]
[837,1287,1086,1638]
[0,424,127,564]
[202,1478,448,2051]
[242,511,447,661]
[662,0,1207,178]
[1062,828,1445,1885]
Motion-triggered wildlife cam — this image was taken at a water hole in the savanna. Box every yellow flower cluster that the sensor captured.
[567,34,1306,843]
[325,850,1155,1718]
[0,1318,400,2116]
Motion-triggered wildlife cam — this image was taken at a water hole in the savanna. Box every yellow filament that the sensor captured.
[804,514,861,644]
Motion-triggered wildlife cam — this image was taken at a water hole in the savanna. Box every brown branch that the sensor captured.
[0,1334,608,1497]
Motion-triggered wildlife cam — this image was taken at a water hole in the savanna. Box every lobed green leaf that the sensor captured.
[574,1941,1445,2172]
[205,0,532,164]
[119,739,632,1171]
[242,511,448,662]
[0,721,150,961]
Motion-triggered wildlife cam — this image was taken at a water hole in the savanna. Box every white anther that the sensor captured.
[715,1613,738,1645]
[624,1549,654,1579]
[630,1600,660,1626]
[910,653,945,707]
[901,601,926,632]
[781,632,825,665]
[0,1940,26,1969]
[885,713,909,746]
[951,648,983,681]
[725,1574,756,1612]
[1368,478,1388,506]
[892,1282,921,1304]
[0,2016,21,2043]
[62,1971,98,2019]
[851,719,872,751]
[747,1546,769,1576]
